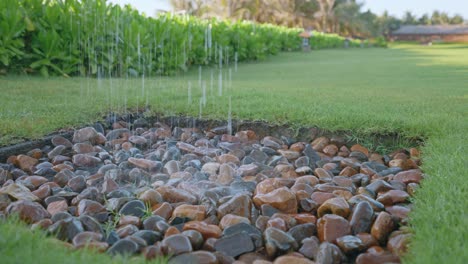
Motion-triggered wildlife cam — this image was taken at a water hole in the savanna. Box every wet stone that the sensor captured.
[317,214,351,243]
[264,227,298,258]
[299,237,320,260]
[161,234,193,255]
[119,200,146,218]
[287,223,316,245]
[48,217,84,242]
[350,201,374,234]
[371,212,395,245]
[6,200,50,224]
[215,232,255,257]
[316,242,346,264]
[336,235,365,254]
[107,239,139,256]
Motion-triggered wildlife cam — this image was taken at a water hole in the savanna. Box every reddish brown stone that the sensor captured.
[253,187,297,214]
[350,144,369,157]
[118,215,141,227]
[6,200,50,224]
[15,155,38,173]
[371,212,394,245]
[393,169,423,184]
[217,154,240,165]
[152,202,173,220]
[47,200,68,216]
[267,218,288,231]
[219,214,250,230]
[310,192,337,206]
[387,232,411,256]
[172,204,206,221]
[317,197,351,218]
[317,214,351,243]
[339,166,358,177]
[323,144,338,157]
[311,137,330,152]
[183,221,222,239]
[293,213,317,225]
[377,190,409,206]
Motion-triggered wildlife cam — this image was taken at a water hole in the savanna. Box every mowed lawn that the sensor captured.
[0,43,467,263]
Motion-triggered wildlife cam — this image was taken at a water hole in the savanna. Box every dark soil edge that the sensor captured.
[0,113,424,162]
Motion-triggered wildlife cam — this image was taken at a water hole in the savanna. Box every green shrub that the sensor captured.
[0,0,372,77]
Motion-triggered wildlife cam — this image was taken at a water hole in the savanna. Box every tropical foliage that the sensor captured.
[0,0,369,77]
[171,0,466,38]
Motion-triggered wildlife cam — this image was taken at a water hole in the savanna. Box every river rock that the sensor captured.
[264,227,298,258]
[371,212,394,245]
[6,200,50,223]
[350,201,374,234]
[215,232,255,257]
[253,187,297,214]
[317,197,350,218]
[161,234,193,255]
[172,204,206,221]
[317,214,351,243]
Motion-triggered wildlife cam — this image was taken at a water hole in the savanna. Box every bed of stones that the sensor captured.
[0,116,423,264]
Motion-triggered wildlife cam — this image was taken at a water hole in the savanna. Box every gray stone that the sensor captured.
[214,232,255,257]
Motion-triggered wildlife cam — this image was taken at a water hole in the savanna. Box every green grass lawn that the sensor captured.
[0,43,467,263]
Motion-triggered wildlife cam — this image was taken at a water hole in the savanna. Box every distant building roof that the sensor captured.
[392,25,468,35]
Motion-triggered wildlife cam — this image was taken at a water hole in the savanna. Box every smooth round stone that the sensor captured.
[67,175,86,193]
[51,211,72,223]
[377,190,409,206]
[317,214,351,243]
[253,187,297,214]
[317,197,351,218]
[119,200,146,217]
[336,235,365,254]
[132,230,162,245]
[79,215,104,234]
[107,239,138,256]
[52,136,73,148]
[116,224,139,238]
[219,214,250,230]
[78,199,106,217]
[350,201,374,234]
[215,232,255,257]
[217,194,252,219]
[6,200,50,224]
[1,183,39,202]
[161,234,193,255]
[316,242,346,264]
[169,251,217,264]
[72,154,101,168]
[223,222,263,248]
[371,212,394,245]
[142,244,165,260]
[299,237,320,260]
[183,221,222,239]
[156,186,197,204]
[182,230,204,250]
[264,227,298,258]
[287,223,317,245]
[72,231,103,247]
[387,232,411,256]
[48,217,84,242]
[47,200,68,216]
[172,204,206,221]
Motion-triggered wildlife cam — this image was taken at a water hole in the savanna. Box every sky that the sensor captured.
[108,0,468,19]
